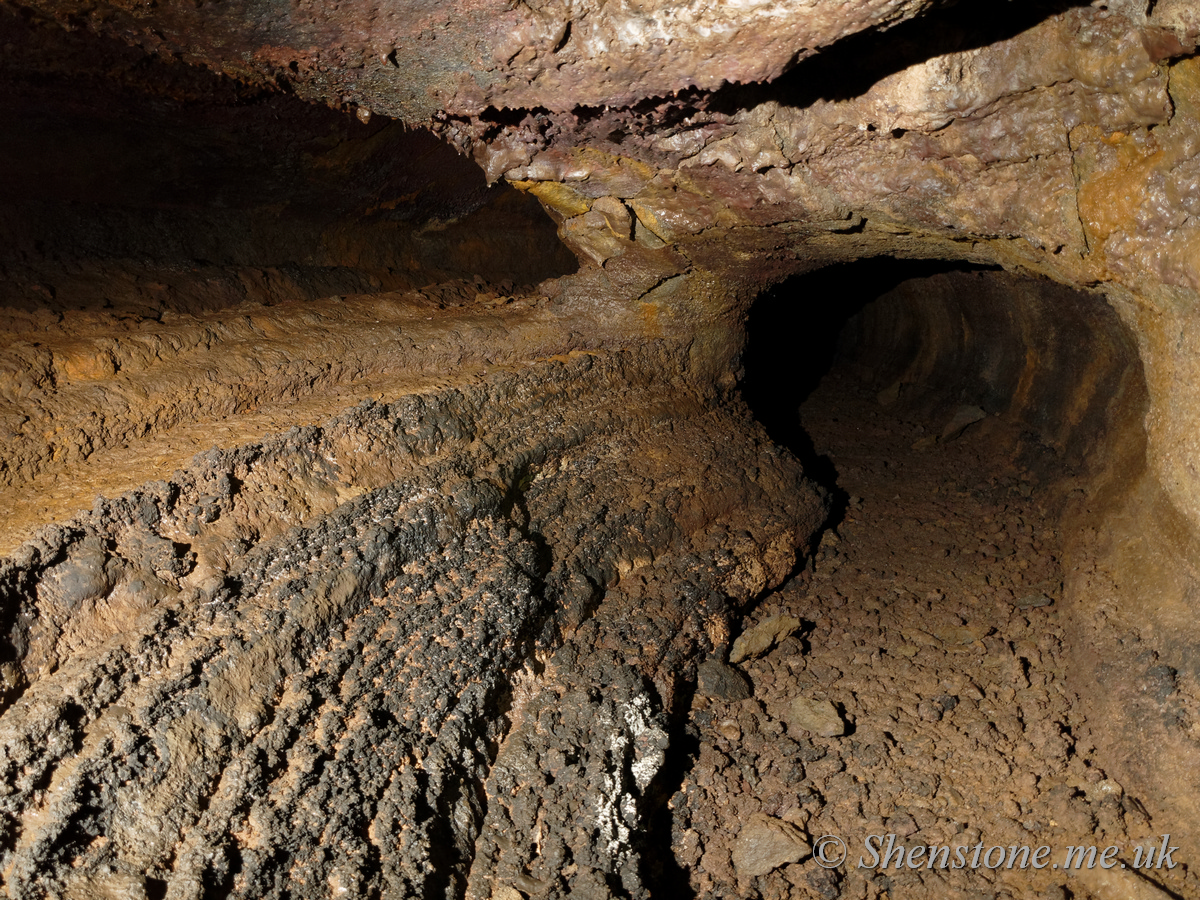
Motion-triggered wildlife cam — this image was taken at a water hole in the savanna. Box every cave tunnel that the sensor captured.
[742,258,1146,525]
[2,1,1200,899]
[718,257,1161,899]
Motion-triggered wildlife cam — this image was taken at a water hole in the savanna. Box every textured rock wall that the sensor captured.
[0,348,824,899]
[842,269,1146,476]
[3,0,1200,892]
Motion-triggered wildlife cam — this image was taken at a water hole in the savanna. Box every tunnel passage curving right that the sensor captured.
[3,0,1200,891]
[743,260,1147,495]
[732,258,1200,891]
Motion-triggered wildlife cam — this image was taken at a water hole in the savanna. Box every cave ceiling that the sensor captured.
[5,1,1200,896]
[8,0,1199,302]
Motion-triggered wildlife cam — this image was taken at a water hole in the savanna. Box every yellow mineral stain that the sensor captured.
[1168,55,1200,123]
[1077,134,1164,250]
[640,302,661,337]
[509,180,592,218]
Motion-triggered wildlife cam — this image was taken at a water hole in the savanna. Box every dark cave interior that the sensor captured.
[742,257,1146,538]
[0,3,576,321]
[2,1,1199,896]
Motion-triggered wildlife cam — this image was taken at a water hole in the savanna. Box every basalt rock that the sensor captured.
[0,351,824,898]
[3,0,1200,894]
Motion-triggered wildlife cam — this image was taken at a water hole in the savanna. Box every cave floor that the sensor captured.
[667,372,1193,900]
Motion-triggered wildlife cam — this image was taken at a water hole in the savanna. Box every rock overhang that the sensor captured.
[4,0,1200,893]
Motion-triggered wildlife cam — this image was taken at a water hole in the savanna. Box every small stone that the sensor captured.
[731,813,811,878]
[902,628,940,647]
[785,697,845,737]
[1015,592,1053,609]
[931,623,991,645]
[917,699,942,722]
[730,614,801,664]
[697,659,752,701]
[877,382,901,405]
[886,812,919,838]
[941,404,988,441]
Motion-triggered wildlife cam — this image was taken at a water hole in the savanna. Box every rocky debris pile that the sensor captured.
[667,373,1197,899]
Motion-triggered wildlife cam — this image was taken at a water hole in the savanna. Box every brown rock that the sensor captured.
[785,697,846,738]
[1015,592,1053,609]
[941,405,988,441]
[729,614,801,664]
[931,624,992,645]
[731,813,812,879]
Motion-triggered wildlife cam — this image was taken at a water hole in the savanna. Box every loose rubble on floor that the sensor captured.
[669,372,1198,900]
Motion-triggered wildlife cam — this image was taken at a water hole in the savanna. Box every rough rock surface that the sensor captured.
[730,814,812,881]
[0,350,824,898]
[667,369,1197,899]
[3,0,1200,894]
[784,698,846,739]
[6,0,946,117]
[729,615,801,665]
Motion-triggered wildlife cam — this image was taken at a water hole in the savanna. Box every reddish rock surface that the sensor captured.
[2,0,1200,896]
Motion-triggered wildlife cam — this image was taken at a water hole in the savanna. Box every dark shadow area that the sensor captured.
[640,681,702,896]
[0,6,576,317]
[741,257,1001,528]
[742,257,990,456]
[711,0,1093,115]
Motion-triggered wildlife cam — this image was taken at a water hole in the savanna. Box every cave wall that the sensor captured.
[0,5,577,318]
[833,264,1200,857]
[0,348,826,898]
[2,0,1200,895]
[841,269,1146,477]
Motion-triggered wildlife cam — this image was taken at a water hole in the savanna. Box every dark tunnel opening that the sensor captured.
[740,258,1001,522]
[740,257,1148,536]
[741,258,1003,438]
